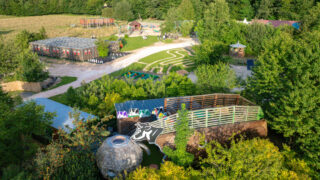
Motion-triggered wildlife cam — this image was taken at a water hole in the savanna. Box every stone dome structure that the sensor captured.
[96,135,143,178]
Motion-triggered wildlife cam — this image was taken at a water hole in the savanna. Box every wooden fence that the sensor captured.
[150,105,262,134]
[164,94,255,115]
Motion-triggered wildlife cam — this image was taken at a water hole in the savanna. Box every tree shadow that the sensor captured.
[0,30,13,35]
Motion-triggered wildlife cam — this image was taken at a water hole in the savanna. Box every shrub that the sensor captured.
[95,38,110,57]
[199,138,311,179]
[195,62,237,94]
[15,50,48,82]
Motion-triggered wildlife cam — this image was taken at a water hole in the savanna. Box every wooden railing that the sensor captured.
[164,94,255,115]
[150,105,262,134]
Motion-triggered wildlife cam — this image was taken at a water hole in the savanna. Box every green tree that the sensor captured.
[302,2,320,32]
[113,0,134,21]
[195,62,237,94]
[192,41,227,64]
[278,0,314,20]
[0,38,18,78]
[245,31,320,173]
[227,0,254,20]
[15,50,48,82]
[95,38,110,57]
[199,138,311,179]
[195,0,230,41]
[0,88,54,168]
[245,22,275,55]
[163,104,194,167]
[254,0,275,19]
[178,0,195,20]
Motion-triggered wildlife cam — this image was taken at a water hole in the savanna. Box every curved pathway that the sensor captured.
[25,39,197,100]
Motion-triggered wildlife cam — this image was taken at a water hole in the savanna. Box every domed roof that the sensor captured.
[96,135,143,178]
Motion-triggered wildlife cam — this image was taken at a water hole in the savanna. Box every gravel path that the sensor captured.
[25,39,197,100]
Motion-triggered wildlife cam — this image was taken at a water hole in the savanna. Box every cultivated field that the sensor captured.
[0,14,118,40]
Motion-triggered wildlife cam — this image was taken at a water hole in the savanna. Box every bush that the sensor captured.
[53,151,100,179]
[199,138,311,179]
[195,62,237,94]
[95,38,110,58]
[15,50,48,82]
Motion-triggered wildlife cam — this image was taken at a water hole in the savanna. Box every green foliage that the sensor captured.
[0,0,105,16]
[195,62,237,94]
[113,0,134,21]
[161,0,196,34]
[192,41,227,65]
[15,28,47,50]
[302,2,320,32]
[53,151,99,179]
[245,31,320,174]
[1,28,48,82]
[254,0,276,19]
[245,22,275,55]
[15,50,48,82]
[34,111,109,179]
[126,161,190,180]
[0,39,17,78]
[227,0,254,20]
[0,87,54,168]
[95,38,110,57]
[58,73,194,118]
[163,104,194,167]
[199,138,311,179]
[1,164,32,180]
[101,7,113,17]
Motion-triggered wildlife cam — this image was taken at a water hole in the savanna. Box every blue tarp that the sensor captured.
[115,98,165,113]
[32,98,96,133]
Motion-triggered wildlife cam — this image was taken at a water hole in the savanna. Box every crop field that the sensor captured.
[137,48,195,74]
[0,15,118,41]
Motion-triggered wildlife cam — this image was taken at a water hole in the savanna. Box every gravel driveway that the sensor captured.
[25,39,197,100]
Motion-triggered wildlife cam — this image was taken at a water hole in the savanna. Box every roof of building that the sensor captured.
[30,37,97,49]
[129,21,141,26]
[252,19,300,29]
[115,98,165,113]
[33,98,97,133]
[230,41,246,48]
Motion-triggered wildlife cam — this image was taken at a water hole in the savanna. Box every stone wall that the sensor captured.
[155,119,267,149]
[1,81,42,92]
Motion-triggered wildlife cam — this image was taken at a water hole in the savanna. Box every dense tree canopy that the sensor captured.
[0,87,54,168]
[245,31,320,172]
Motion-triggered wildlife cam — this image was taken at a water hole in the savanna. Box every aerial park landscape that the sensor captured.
[0,0,319,179]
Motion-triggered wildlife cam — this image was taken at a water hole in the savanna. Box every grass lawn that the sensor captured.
[0,14,118,41]
[121,36,159,52]
[44,76,77,91]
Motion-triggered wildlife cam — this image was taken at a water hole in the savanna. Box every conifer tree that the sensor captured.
[245,31,320,172]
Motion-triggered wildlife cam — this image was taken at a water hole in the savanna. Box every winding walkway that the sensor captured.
[24,39,197,100]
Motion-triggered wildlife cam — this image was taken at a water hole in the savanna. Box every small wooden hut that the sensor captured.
[129,21,141,31]
[229,41,246,58]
